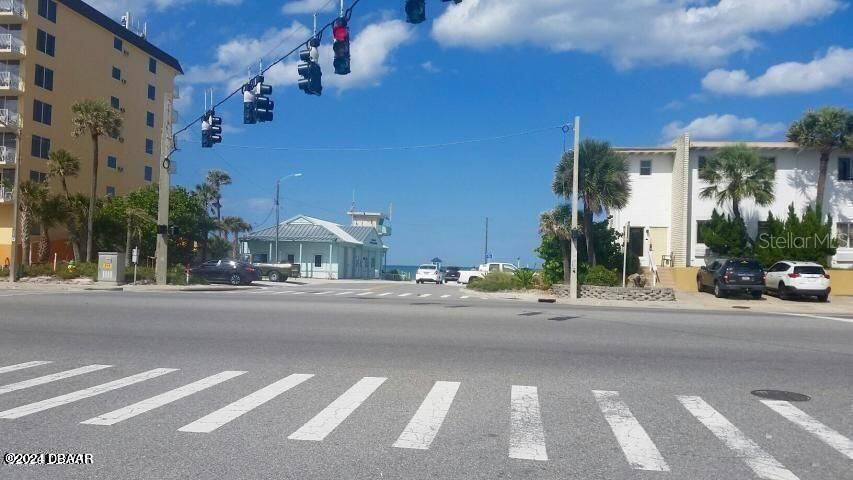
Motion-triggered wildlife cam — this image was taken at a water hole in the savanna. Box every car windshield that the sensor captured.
[728,261,761,272]
[794,266,825,275]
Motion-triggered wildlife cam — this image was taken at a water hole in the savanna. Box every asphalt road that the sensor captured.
[0,286,851,480]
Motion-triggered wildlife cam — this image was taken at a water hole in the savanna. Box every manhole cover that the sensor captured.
[750,390,811,402]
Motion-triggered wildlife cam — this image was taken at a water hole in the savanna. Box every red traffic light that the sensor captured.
[333,18,349,41]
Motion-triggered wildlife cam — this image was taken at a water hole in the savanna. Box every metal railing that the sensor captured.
[0,33,25,54]
[0,108,20,128]
[0,145,13,164]
[0,1,26,18]
[0,186,12,202]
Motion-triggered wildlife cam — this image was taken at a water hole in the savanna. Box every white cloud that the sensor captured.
[281,0,337,15]
[431,0,841,68]
[87,0,241,18]
[702,47,853,96]
[662,114,786,141]
[421,61,441,73]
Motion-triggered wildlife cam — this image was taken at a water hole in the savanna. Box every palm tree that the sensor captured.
[33,195,67,263]
[699,143,775,221]
[205,170,232,227]
[539,205,572,284]
[17,181,48,266]
[47,149,83,261]
[71,99,123,262]
[787,107,853,210]
[553,140,631,266]
[194,183,217,261]
[220,216,252,259]
[124,207,155,266]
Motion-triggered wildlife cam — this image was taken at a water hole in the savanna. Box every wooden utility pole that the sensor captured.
[155,94,174,285]
[569,116,580,300]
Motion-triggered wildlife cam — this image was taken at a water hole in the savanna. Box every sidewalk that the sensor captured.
[0,278,256,293]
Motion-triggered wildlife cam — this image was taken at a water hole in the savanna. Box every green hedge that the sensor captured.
[580,265,620,286]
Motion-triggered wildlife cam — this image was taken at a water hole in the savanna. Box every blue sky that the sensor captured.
[92,0,852,266]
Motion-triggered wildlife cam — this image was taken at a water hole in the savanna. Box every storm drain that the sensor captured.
[750,390,811,402]
[732,306,751,310]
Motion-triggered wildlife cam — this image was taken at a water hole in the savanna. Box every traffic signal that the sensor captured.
[254,76,274,122]
[243,86,256,124]
[297,38,323,96]
[332,17,351,75]
[201,110,221,148]
[405,0,425,24]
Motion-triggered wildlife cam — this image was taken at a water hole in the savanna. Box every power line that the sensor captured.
[216,124,568,153]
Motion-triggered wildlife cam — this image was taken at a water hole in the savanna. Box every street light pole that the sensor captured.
[274,173,302,263]
[569,116,581,300]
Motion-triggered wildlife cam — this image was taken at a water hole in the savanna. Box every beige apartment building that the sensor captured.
[0,0,182,263]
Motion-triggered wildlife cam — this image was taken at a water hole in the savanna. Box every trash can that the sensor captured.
[97,252,125,285]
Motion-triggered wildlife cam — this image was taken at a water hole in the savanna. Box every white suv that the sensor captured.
[416,264,445,284]
[764,261,831,302]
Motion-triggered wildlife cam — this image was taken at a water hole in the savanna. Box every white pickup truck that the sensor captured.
[457,263,518,284]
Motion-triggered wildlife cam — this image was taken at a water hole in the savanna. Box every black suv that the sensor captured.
[697,258,765,299]
[444,266,461,282]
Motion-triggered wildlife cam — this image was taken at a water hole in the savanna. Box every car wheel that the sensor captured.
[778,282,788,300]
[714,282,725,298]
[817,293,829,302]
[268,270,281,282]
[697,278,704,292]
[230,273,243,286]
[751,290,762,300]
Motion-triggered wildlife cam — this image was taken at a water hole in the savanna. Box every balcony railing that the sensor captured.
[0,108,20,129]
[0,186,12,203]
[0,1,26,20]
[0,33,25,55]
[0,70,23,91]
[0,145,14,165]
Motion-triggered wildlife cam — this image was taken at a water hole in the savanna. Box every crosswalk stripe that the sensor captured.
[291,291,306,295]
[0,368,177,420]
[179,374,314,433]
[393,381,460,450]
[313,291,335,295]
[398,293,412,297]
[271,291,293,295]
[356,292,373,296]
[0,361,53,375]
[81,371,246,426]
[678,396,798,480]
[761,400,853,460]
[377,292,393,297]
[335,291,354,296]
[460,296,470,299]
[418,294,432,298]
[509,385,548,461]
[593,390,669,471]
[288,376,387,441]
[0,364,113,395]
[440,295,451,298]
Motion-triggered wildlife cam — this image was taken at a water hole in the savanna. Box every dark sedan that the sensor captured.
[697,258,765,299]
[190,259,259,286]
[444,266,462,282]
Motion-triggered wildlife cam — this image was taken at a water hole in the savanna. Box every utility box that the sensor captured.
[97,252,125,285]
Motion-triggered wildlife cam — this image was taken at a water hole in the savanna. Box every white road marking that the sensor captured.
[377,292,393,297]
[271,290,293,295]
[0,361,52,375]
[356,292,373,296]
[398,293,412,297]
[761,400,853,460]
[335,291,354,296]
[393,381,460,450]
[440,294,451,298]
[460,296,470,299]
[179,374,314,433]
[288,376,387,441]
[777,313,853,324]
[0,365,113,395]
[418,294,432,298]
[0,368,177,419]
[509,385,548,461]
[291,291,306,295]
[81,371,246,426]
[593,390,669,471]
[313,291,335,295]
[678,396,799,480]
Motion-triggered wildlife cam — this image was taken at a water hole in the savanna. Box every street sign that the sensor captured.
[132,248,139,265]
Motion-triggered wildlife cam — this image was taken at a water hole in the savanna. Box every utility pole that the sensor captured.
[484,217,489,265]
[622,221,630,288]
[155,94,174,285]
[7,115,22,283]
[569,116,580,300]
[275,180,280,263]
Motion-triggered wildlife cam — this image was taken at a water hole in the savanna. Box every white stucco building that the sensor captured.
[611,134,853,269]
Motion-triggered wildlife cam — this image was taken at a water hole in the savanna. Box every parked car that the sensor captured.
[416,264,445,284]
[190,259,259,286]
[764,261,831,302]
[252,262,293,282]
[458,263,518,284]
[696,258,765,299]
[444,266,462,282]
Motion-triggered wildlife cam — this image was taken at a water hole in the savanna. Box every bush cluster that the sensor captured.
[579,265,620,286]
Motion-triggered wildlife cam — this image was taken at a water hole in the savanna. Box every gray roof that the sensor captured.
[244,224,337,242]
[242,215,383,247]
[340,226,375,243]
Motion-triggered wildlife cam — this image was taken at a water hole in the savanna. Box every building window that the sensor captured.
[32,100,52,125]
[38,0,57,22]
[31,135,50,159]
[287,254,295,264]
[112,67,122,80]
[144,165,153,182]
[106,186,116,197]
[113,37,123,51]
[145,139,154,154]
[698,156,707,170]
[110,96,120,109]
[107,155,117,169]
[34,65,54,91]
[36,30,56,57]
[696,220,710,244]
[840,158,852,182]
[314,255,323,268]
[146,111,155,128]
[30,170,48,183]
[147,84,156,100]
[837,223,853,248]
[149,58,157,74]
[640,159,652,176]
[761,157,777,169]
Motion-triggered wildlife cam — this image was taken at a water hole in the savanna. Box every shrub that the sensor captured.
[55,262,98,280]
[21,263,56,277]
[512,268,535,289]
[467,272,515,292]
[580,265,620,286]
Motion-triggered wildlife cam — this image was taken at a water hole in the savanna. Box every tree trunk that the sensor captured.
[38,228,50,263]
[583,208,596,267]
[731,199,741,222]
[60,178,82,262]
[86,135,99,262]
[560,239,571,284]
[816,151,829,212]
[201,229,209,261]
[232,235,238,260]
[125,221,132,266]
[21,209,31,267]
